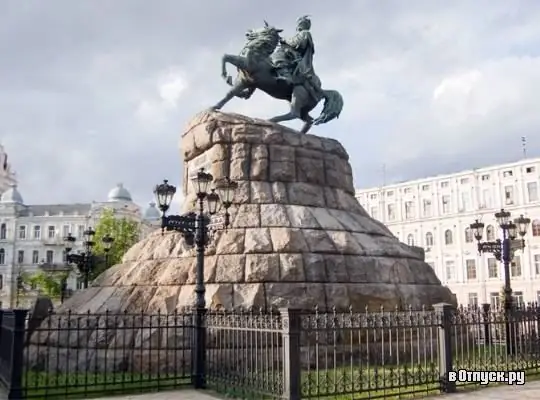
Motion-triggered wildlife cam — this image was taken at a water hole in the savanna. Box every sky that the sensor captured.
[2,0,540,210]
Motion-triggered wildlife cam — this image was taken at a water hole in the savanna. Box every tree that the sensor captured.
[24,271,68,298]
[90,208,140,279]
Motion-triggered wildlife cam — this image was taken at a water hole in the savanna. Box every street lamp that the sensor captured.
[64,228,115,289]
[153,168,237,389]
[470,209,530,355]
[15,265,24,308]
[102,233,115,267]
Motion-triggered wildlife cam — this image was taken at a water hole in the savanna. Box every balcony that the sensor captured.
[38,261,72,273]
[41,237,65,246]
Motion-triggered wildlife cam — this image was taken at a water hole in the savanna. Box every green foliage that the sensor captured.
[91,208,140,279]
[23,271,68,298]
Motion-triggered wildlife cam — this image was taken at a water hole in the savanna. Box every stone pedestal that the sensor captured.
[27,111,455,374]
[62,111,454,314]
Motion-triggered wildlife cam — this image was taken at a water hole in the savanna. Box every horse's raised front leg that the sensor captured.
[211,81,250,111]
[221,54,248,85]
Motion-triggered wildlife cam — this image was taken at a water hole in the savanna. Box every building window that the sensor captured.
[481,174,490,181]
[18,225,26,240]
[490,292,500,308]
[526,166,535,174]
[33,225,41,239]
[533,220,540,236]
[445,260,455,281]
[503,170,513,178]
[421,185,430,191]
[425,232,434,247]
[386,191,394,197]
[464,228,473,243]
[17,250,24,264]
[460,192,470,211]
[370,207,378,220]
[387,204,396,221]
[504,186,514,205]
[460,178,470,184]
[404,201,415,220]
[468,293,478,306]
[403,188,412,194]
[78,225,85,239]
[537,291,540,304]
[441,181,449,188]
[466,259,477,280]
[0,275,3,290]
[0,224,5,240]
[488,258,498,278]
[32,250,39,264]
[486,225,495,241]
[370,194,377,200]
[62,225,70,238]
[535,254,540,275]
[422,199,432,217]
[513,291,524,307]
[444,229,453,245]
[47,226,56,239]
[442,195,451,214]
[511,256,522,277]
[0,249,4,265]
[482,188,492,208]
[46,250,54,264]
[527,182,538,202]
[407,234,415,246]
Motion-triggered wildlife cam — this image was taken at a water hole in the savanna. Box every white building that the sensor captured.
[0,181,161,308]
[356,158,540,307]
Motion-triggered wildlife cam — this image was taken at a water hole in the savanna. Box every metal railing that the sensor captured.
[0,303,538,399]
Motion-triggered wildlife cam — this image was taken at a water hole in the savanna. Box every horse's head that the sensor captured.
[244,21,283,56]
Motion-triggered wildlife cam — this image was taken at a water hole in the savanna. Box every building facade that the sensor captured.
[356,158,540,307]
[0,183,160,308]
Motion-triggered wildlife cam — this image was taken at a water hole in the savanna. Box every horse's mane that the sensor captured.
[243,28,279,56]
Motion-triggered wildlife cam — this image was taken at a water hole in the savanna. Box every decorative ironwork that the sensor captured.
[0,303,537,398]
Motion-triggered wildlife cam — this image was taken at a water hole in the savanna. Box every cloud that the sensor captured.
[1,0,540,208]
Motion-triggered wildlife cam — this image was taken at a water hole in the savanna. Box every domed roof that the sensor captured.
[107,183,133,202]
[1,184,23,204]
[143,202,161,220]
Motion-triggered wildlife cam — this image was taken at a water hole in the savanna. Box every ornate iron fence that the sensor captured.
[0,303,539,399]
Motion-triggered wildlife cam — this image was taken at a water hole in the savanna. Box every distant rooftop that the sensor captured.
[356,156,540,192]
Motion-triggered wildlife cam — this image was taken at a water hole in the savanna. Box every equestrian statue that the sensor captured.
[211,16,344,134]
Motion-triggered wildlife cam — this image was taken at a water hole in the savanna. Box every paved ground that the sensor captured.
[429,380,540,399]
[95,381,540,399]
[96,390,222,400]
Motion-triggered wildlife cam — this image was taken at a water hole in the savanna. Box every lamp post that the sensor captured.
[153,168,237,389]
[64,229,115,289]
[102,234,115,268]
[470,209,530,355]
[15,266,23,308]
[60,276,68,304]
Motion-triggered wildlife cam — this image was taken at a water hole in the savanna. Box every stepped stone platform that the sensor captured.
[54,111,454,313]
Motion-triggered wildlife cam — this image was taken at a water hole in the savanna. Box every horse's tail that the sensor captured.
[313,89,344,125]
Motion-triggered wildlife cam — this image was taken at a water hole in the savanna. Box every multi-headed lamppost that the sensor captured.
[64,229,115,289]
[153,168,237,389]
[470,209,530,355]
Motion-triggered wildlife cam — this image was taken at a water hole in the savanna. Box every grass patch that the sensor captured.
[23,371,191,399]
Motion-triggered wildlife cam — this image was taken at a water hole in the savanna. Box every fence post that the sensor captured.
[279,308,301,400]
[192,306,207,389]
[7,309,28,400]
[481,303,491,345]
[433,303,456,394]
